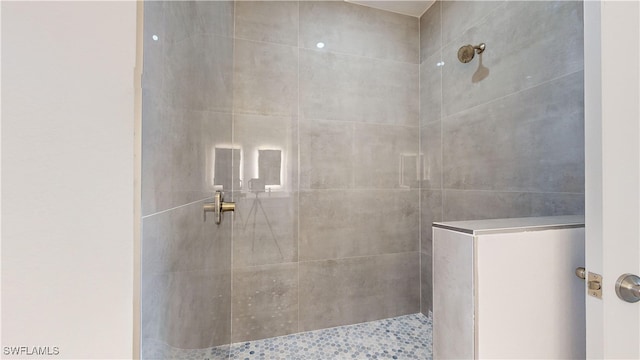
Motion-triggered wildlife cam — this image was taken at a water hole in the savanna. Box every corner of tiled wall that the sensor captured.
[418,0,585,315]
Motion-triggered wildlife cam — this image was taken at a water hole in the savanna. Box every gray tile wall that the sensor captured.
[418,0,585,315]
[231,0,420,340]
[141,0,583,348]
[141,1,234,355]
[230,1,299,342]
[142,0,421,352]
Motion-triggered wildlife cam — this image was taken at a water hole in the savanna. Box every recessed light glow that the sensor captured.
[316,42,325,49]
[152,35,159,41]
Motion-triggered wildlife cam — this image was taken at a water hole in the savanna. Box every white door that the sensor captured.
[585,1,640,358]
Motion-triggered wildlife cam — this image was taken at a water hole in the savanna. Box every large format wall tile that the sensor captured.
[232,192,298,268]
[299,119,353,189]
[420,191,440,315]
[142,201,232,349]
[444,189,585,220]
[299,190,419,261]
[421,251,433,315]
[353,123,419,189]
[142,200,231,276]
[420,1,441,62]
[440,1,503,48]
[442,189,584,221]
[234,39,298,116]
[142,1,164,91]
[300,120,419,190]
[141,270,231,349]
[300,1,419,64]
[233,114,298,193]
[300,50,418,126]
[441,1,583,116]
[163,34,234,113]
[141,1,235,355]
[420,53,442,126]
[299,252,419,331]
[442,72,584,193]
[420,121,442,190]
[530,192,585,217]
[164,1,234,43]
[421,189,442,254]
[417,1,585,342]
[235,1,298,46]
[142,92,171,215]
[443,189,534,221]
[232,263,298,342]
[444,189,584,221]
[142,100,232,215]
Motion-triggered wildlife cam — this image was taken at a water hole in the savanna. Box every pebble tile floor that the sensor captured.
[143,313,432,360]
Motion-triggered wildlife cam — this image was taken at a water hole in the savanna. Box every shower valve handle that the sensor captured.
[204,191,235,224]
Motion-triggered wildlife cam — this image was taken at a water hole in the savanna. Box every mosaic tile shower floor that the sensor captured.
[144,313,432,360]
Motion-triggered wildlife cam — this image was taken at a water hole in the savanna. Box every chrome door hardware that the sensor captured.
[615,273,640,303]
[204,191,235,224]
[576,267,602,299]
[588,272,603,299]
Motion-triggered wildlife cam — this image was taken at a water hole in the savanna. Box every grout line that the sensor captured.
[437,0,444,316]
[439,0,444,229]
[296,0,301,336]
[230,110,293,118]
[229,1,237,354]
[299,45,419,66]
[151,106,235,117]
[297,188,420,192]
[232,261,300,271]
[417,9,423,316]
[233,35,298,49]
[424,0,507,61]
[234,34,419,67]
[141,197,212,219]
[346,0,425,19]
[298,250,420,265]
[299,116,420,129]
[441,189,585,195]
[164,31,234,47]
[441,69,585,122]
[350,123,355,189]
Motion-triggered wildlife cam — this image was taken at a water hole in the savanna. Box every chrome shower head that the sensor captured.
[457,43,485,63]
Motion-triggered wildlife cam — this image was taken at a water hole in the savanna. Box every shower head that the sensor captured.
[457,43,485,63]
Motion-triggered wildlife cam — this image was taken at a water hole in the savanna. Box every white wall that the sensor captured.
[585,0,640,358]
[599,1,640,358]
[1,1,138,358]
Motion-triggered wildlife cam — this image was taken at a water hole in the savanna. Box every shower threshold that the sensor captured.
[145,313,432,360]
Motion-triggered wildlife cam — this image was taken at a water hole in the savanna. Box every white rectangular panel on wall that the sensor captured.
[433,216,586,359]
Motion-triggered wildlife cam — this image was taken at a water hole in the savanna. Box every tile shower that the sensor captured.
[141,1,584,359]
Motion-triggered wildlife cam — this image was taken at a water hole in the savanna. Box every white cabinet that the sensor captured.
[433,216,585,359]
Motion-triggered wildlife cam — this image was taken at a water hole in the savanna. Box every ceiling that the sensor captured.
[346,0,435,17]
